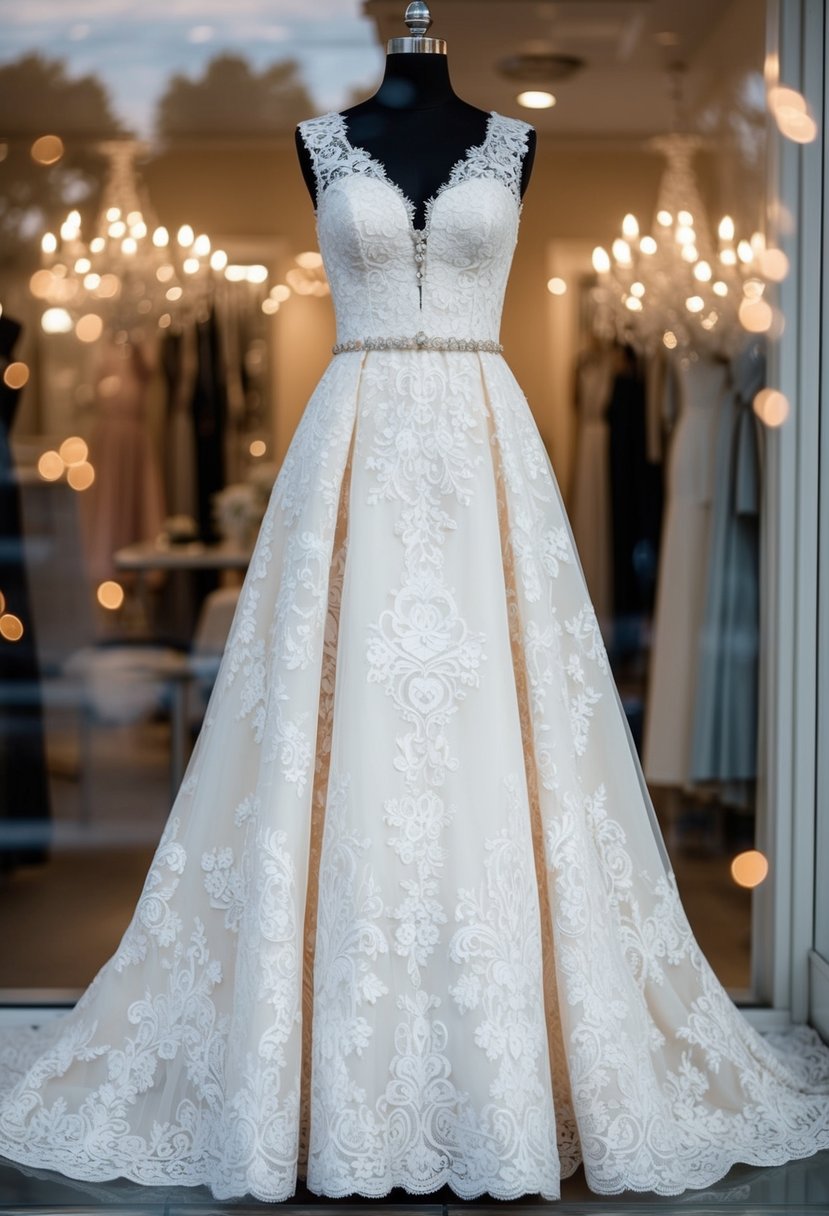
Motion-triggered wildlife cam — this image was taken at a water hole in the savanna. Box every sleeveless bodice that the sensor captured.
[297,110,534,347]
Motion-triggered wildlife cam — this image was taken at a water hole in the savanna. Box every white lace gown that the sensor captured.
[1,109,828,1204]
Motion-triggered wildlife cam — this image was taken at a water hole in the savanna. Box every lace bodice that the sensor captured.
[297,110,534,346]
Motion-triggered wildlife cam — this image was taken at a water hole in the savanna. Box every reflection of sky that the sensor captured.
[0,0,383,135]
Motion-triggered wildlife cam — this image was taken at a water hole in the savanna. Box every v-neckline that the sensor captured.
[334,109,499,238]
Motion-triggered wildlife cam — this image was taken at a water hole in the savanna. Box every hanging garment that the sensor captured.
[161,323,199,523]
[642,353,728,785]
[191,307,227,548]
[569,341,614,633]
[606,345,663,655]
[689,340,764,804]
[0,109,827,1205]
[80,337,167,587]
[0,314,51,871]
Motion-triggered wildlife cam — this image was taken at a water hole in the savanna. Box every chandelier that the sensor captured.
[590,65,788,357]
[32,141,233,340]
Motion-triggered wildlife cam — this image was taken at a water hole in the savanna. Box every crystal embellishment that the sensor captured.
[332,334,505,355]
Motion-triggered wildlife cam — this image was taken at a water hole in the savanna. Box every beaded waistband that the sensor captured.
[332,332,503,355]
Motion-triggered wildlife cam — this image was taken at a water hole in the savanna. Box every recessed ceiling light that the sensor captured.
[517,91,557,109]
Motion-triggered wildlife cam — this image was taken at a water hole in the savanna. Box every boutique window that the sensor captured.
[0,0,817,1021]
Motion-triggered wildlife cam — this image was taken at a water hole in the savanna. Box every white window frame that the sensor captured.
[754,0,824,1028]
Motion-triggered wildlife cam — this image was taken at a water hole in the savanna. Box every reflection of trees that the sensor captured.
[156,54,313,140]
[0,54,126,266]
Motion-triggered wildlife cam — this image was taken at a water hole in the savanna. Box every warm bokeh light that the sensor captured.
[517,90,556,109]
[753,387,790,427]
[718,215,735,241]
[31,134,65,165]
[547,277,567,296]
[0,612,23,642]
[768,85,807,115]
[592,246,610,274]
[0,590,4,614]
[775,109,818,142]
[96,274,120,298]
[639,236,657,255]
[41,232,57,254]
[768,85,818,143]
[3,362,30,389]
[295,251,323,270]
[738,297,773,333]
[59,436,88,465]
[270,283,291,302]
[29,269,54,299]
[177,224,195,247]
[97,580,125,610]
[37,450,64,481]
[67,461,95,490]
[261,298,279,315]
[621,213,639,239]
[730,849,769,889]
[0,613,24,642]
[41,307,73,334]
[249,439,267,457]
[61,209,81,238]
[193,234,211,256]
[759,248,790,281]
[611,238,632,265]
[210,249,228,271]
[662,330,678,349]
[685,295,704,313]
[152,226,169,247]
[75,313,104,343]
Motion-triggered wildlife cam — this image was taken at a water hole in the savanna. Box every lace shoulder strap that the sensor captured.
[297,111,367,206]
[458,112,534,204]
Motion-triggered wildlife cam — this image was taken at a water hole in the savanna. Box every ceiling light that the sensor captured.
[517,91,556,110]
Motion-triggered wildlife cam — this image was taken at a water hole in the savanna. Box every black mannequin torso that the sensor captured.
[295,53,536,230]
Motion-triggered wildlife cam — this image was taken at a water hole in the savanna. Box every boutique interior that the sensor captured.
[0,0,783,1018]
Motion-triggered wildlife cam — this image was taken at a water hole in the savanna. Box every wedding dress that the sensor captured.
[1,109,828,1204]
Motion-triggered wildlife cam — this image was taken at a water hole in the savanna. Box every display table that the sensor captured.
[114,538,253,572]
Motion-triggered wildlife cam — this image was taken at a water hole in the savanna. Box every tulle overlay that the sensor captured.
[1,108,828,1202]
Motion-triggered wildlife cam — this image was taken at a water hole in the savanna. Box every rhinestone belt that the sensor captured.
[332,332,503,355]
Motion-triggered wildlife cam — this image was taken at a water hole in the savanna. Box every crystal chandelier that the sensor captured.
[590,65,787,357]
[32,141,232,339]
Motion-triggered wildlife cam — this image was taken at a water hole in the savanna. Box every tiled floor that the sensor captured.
[2,1150,829,1215]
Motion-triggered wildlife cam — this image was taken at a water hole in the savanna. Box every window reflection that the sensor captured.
[0,0,786,999]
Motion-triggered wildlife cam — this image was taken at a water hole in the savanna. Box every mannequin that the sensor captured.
[295,2,537,227]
